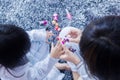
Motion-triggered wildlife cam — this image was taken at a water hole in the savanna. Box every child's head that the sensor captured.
[0,24,31,68]
[80,16,120,80]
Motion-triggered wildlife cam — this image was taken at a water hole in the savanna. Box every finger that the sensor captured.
[68,38,76,42]
[51,42,54,49]
[62,45,67,52]
[65,29,73,37]
[63,45,69,52]
[60,54,67,61]
[62,45,66,51]
[66,31,77,38]
[56,41,60,47]
[63,46,72,54]
[59,50,65,55]
[48,34,54,38]
[49,32,54,36]
[58,42,63,49]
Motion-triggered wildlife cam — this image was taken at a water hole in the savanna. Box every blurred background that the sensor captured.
[0,0,120,30]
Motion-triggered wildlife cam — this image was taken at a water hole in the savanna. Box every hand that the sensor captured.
[60,45,80,65]
[66,28,82,43]
[46,31,54,40]
[46,31,54,44]
[50,41,64,58]
[55,63,71,70]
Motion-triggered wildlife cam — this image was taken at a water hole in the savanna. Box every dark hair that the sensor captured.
[80,16,120,80]
[0,24,31,68]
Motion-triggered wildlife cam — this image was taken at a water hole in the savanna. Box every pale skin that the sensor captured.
[48,28,82,59]
[63,28,83,80]
[66,28,82,44]
[60,45,81,80]
[60,45,80,65]
[49,41,80,71]
[49,28,83,80]
[46,31,54,40]
[50,41,64,58]
[46,30,54,44]
[50,41,71,71]
[55,63,71,71]
[50,41,81,79]
[72,72,81,80]
[64,28,82,65]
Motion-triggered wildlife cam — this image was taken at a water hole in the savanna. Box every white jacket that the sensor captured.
[0,55,57,80]
[59,27,97,80]
[27,29,64,80]
[27,29,50,63]
[0,29,59,80]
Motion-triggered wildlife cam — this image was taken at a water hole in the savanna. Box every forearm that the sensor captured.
[27,29,46,42]
[72,71,80,80]
[45,66,65,80]
[28,55,58,80]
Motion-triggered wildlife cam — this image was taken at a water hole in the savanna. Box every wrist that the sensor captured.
[50,54,55,58]
[75,38,80,43]
[50,53,58,59]
[72,57,80,65]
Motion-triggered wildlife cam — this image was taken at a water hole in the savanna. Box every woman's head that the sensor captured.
[80,16,120,80]
[0,24,31,68]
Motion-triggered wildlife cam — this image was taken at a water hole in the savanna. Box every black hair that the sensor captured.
[0,24,31,68]
[80,16,120,80]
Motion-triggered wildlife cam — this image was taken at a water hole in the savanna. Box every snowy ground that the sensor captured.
[0,0,120,30]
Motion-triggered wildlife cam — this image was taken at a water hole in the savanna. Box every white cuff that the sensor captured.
[76,61,83,70]
[67,62,77,72]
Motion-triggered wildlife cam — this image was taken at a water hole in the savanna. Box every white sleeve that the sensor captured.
[27,29,46,42]
[26,55,58,80]
[76,62,96,80]
[44,66,65,80]
[67,61,77,72]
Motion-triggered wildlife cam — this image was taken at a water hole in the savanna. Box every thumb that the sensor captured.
[51,42,54,49]
[62,45,69,51]
[63,45,71,53]
[60,54,68,61]
[68,37,79,43]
